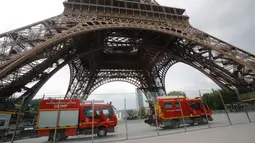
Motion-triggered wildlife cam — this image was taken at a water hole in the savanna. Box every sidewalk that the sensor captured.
[121,123,255,143]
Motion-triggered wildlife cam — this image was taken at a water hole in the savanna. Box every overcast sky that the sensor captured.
[0,0,254,110]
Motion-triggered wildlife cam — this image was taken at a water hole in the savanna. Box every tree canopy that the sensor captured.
[28,99,42,111]
[167,89,239,110]
[202,89,239,110]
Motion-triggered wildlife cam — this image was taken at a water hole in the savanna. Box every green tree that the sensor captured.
[202,89,239,110]
[28,99,42,111]
[167,91,186,98]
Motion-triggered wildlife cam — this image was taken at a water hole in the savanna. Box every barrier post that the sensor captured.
[215,89,232,125]
[152,93,159,136]
[53,96,61,143]
[92,99,95,143]
[198,90,210,128]
[124,97,128,140]
[253,87,255,113]
[253,87,255,97]
[177,95,186,132]
[11,96,26,143]
[235,90,251,123]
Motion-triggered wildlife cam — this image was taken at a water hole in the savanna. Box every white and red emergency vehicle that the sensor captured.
[144,96,213,128]
[35,99,117,141]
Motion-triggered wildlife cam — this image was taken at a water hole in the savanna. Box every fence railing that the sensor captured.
[1,88,255,143]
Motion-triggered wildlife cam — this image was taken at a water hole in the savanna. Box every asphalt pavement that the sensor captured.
[5,112,255,143]
[121,123,255,143]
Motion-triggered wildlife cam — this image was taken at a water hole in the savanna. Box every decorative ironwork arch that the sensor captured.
[1,17,254,78]
[89,79,140,95]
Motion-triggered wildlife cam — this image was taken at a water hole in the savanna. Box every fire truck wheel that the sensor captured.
[97,127,107,137]
[171,120,179,129]
[49,131,66,141]
[63,136,68,140]
[55,132,61,141]
[198,117,208,125]
[202,117,208,124]
[53,132,65,141]
[16,134,20,140]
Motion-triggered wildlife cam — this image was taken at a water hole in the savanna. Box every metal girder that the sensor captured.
[13,59,69,104]
[0,15,70,68]
[0,40,76,101]
[0,0,254,102]
[163,39,254,91]
[65,60,90,99]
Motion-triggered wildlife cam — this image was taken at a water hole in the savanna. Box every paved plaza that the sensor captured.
[122,123,255,143]
[6,112,255,143]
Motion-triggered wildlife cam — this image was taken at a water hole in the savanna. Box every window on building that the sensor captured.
[164,102,173,108]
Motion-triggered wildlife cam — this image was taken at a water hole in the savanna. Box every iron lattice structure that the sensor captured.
[0,0,255,104]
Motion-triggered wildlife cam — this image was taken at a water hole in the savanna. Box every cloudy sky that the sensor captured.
[0,0,254,109]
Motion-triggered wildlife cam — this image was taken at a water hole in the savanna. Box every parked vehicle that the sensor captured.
[144,96,213,129]
[35,99,117,141]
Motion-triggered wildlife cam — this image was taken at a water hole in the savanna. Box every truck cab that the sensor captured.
[78,103,118,137]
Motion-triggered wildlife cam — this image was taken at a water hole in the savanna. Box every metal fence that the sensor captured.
[1,88,255,143]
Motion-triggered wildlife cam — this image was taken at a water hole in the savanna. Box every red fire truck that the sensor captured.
[144,96,213,128]
[35,99,118,141]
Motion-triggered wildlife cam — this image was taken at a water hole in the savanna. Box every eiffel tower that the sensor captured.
[0,0,254,105]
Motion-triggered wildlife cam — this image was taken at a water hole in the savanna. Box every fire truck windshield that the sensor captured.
[103,106,115,117]
[84,107,100,117]
[112,106,118,116]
